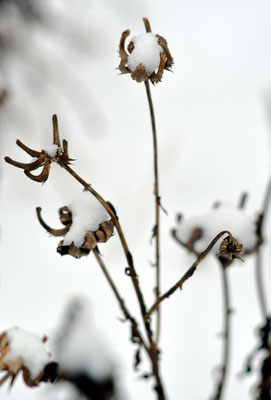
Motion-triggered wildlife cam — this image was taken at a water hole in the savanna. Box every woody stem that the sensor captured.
[146,231,232,318]
[93,249,167,400]
[93,249,149,354]
[211,264,231,400]
[144,79,161,345]
[255,176,271,320]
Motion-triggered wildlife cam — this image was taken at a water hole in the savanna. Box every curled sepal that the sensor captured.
[36,207,71,236]
[5,114,73,184]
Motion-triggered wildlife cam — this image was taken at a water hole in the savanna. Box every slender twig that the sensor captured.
[211,262,232,400]
[142,17,161,344]
[146,231,233,318]
[238,192,248,209]
[93,249,167,400]
[144,77,161,344]
[256,177,271,320]
[93,249,149,354]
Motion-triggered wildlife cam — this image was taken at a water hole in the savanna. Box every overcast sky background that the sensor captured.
[0,0,271,399]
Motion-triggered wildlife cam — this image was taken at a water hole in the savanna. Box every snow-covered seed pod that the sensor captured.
[0,328,58,389]
[119,17,173,84]
[37,191,114,259]
[173,203,258,258]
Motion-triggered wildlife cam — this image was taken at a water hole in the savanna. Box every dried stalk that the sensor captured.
[255,177,271,320]
[211,262,232,400]
[93,249,149,354]
[48,116,165,397]
[142,17,161,344]
[93,249,167,400]
[146,231,233,318]
[144,73,161,344]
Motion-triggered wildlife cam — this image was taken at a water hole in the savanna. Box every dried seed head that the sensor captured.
[0,328,58,389]
[37,192,114,259]
[218,235,243,261]
[5,115,73,183]
[118,17,173,84]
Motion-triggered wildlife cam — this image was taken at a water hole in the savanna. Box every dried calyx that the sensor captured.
[36,196,114,259]
[218,235,243,261]
[119,17,173,84]
[0,328,58,389]
[5,115,73,183]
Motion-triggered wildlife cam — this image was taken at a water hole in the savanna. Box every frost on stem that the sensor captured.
[0,327,58,388]
[173,203,257,260]
[37,191,114,258]
[118,17,173,84]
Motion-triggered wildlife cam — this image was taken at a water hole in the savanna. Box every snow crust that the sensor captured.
[63,191,110,247]
[127,33,163,75]
[175,204,257,254]
[44,144,58,157]
[3,328,50,380]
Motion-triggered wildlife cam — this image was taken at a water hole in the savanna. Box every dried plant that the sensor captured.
[3,14,271,400]
[0,328,58,388]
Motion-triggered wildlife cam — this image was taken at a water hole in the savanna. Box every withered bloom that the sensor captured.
[218,235,243,261]
[5,115,73,183]
[0,328,58,388]
[36,193,114,259]
[119,17,173,84]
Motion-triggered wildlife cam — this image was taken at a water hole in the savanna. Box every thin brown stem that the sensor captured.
[93,249,167,400]
[211,264,232,400]
[146,231,232,318]
[255,177,271,320]
[93,249,149,354]
[144,79,161,344]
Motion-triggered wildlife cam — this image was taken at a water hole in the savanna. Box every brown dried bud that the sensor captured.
[218,235,243,261]
[118,17,173,84]
[37,205,114,259]
[0,328,58,389]
[5,115,73,183]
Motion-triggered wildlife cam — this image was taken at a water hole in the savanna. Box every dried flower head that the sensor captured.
[0,328,58,388]
[218,235,243,261]
[36,191,114,258]
[119,17,173,84]
[5,115,73,183]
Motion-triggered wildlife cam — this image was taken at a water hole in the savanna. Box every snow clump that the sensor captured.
[44,144,58,157]
[63,191,110,248]
[2,327,51,380]
[175,204,257,254]
[127,33,163,75]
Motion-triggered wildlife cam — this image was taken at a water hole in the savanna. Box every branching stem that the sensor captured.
[146,231,232,318]
[93,249,167,400]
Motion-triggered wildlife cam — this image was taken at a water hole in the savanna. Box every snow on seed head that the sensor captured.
[127,33,163,75]
[63,191,110,248]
